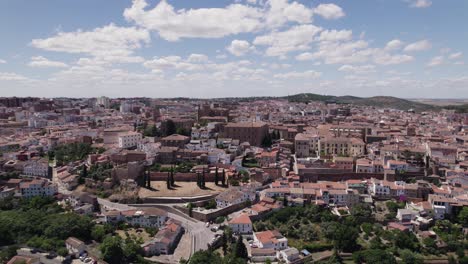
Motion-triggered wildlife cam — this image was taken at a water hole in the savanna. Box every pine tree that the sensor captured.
[222,169,226,186]
[81,165,88,177]
[234,236,248,259]
[147,170,151,188]
[214,167,219,186]
[201,170,206,189]
[170,166,175,187]
[166,172,171,189]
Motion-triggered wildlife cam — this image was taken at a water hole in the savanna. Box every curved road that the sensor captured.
[97,198,214,257]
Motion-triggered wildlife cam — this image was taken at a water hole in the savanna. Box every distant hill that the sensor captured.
[442,104,468,113]
[284,93,439,112]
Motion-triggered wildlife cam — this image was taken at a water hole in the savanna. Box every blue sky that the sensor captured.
[0,0,467,98]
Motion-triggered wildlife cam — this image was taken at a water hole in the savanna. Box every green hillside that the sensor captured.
[285,93,438,112]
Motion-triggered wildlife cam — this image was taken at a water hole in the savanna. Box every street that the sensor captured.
[96,199,215,262]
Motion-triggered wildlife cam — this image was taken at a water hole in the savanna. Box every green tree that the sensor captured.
[166,172,171,189]
[188,203,193,217]
[91,225,106,242]
[222,169,226,186]
[170,167,175,187]
[400,249,423,264]
[189,250,223,264]
[100,236,125,264]
[353,249,396,264]
[123,238,143,262]
[458,207,468,227]
[261,133,272,148]
[163,119,176,136]
[57,247,68,257]
[234,236,248,259]
[333,226,359,253]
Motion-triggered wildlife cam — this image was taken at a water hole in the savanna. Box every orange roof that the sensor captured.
[229,213,252,225]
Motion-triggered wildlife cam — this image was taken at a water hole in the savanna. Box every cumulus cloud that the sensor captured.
[123,0,332,41]
[124,0,263,41]
[373,52,414,65]
[338,64,376,74]
[406,0,432,8]
[274,70,322,79]
[227,40,254,56]
[28,56,68,68]
[403,40,431,52]
[318,30,352,42]
[264,0,314,28]
[0,72,29,81]
[253,24,322,57]
[449,52,462,60]
[187,54,209,63]
[313,3,345,19]
[301,40,370,64]
[0,59,6,64]
[31,24,149,64]
[427,56,444,67]
[385,39,404,51]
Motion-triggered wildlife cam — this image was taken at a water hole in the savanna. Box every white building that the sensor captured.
[253,230,288,251]
[228,213,253,234]
[103,208,168,228]
[118,132,142,148]
[65,237,86,258]
[96,96,110,108]
[216,189,255,208]
[23,158,50,178]
[19,179,57,197]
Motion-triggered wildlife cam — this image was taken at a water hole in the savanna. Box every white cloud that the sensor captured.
[297,36,414,66]
[449,52,462,60]
[253,24,322,57]
[31,24,149,64]
[264,0,314,28]
[274,70,322,79]
[427,56,444,67]
[407,0,432,8]
[303,40,371,64]
[124,0,263,41]
[318,30,352,42]
[0,72,29,81]
[338,64,376,74]
[187,54,209,63]
[403,40,431,52]
[295,52,314,61]
[28,56,68,68]
[144,56,203,72]
[124,0,322,41]
[385,39,404,51]
[373,52,414,65]
[0,59,6,64]
[313,3,345,20]
[227,40,254,56]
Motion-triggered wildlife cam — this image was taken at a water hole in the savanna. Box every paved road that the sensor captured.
[97,198,135,211]
[98,199,215,258]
